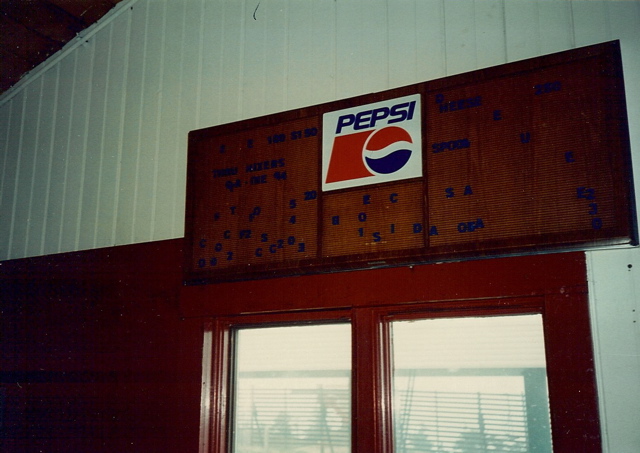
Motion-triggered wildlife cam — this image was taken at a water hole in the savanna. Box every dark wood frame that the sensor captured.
[185,40,636,285]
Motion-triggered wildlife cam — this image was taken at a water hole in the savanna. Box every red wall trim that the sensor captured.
[180,250,588,317]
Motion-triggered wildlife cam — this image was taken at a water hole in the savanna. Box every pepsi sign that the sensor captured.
[322,94,422,191]
[186,41,634,284]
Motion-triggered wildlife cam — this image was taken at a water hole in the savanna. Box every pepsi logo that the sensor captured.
[363,126,414,175]
[322,94,422,191]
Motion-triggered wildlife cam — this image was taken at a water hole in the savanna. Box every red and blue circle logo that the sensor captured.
[364,126,414,174]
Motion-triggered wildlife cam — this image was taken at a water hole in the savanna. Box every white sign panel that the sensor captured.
[322,94,422,191]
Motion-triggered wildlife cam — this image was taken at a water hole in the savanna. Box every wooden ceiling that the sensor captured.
[1,0,125,95]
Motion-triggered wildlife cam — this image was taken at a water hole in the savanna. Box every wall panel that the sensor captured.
[307,0,338,105]
[84,24,111,249]
[155,1,186,241]
[95,19,127,248]
[73,43,97,253]
[0,100,9,205]
[23,78,47,258]
[199,0,226,127]
[28,74,56,257]
[0,101,11,256]
[415,0,446,81]
[79,36,107,250]
[444,0,478,75]
[588,249,640,453]
[1,239,204,452]
[8,89,31,259]
[138,0,166,242]
[129,0,157,244]
[218,1,245,123]
[1,97,21,259]
[44,60,71,255]
[129,0,167,244]
[505,0,542,62]
[64,46,94,254]
[242,0,269,117]
[117,4,145,245]
[174,0,202,238]
[572,1,612,48]
[584,3,640,452]
[538,1,574,55]
[357,0,390,94]
[474,0,507,70]
[335,1,372,98]
[263,1,290,112]
[388,0,419,88]
[288,1,326,109]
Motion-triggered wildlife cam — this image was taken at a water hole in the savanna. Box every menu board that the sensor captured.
[185,41,635,284]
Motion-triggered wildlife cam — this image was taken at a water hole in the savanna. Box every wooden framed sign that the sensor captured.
[185,41,636,284]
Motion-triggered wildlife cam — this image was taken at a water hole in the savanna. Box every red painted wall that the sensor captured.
[1,239,202,453]
[1,239,598,451]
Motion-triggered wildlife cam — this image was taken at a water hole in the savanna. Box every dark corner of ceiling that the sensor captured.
[1,0,124,95]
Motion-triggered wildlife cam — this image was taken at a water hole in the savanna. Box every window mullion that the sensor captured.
[352,307,394,453]
[209,319,232,453]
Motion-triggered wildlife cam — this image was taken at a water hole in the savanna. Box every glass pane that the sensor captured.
[392,314,552,453]
[232,323,351,453]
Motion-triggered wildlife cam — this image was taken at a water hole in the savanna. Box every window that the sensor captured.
[202,295,599,453]
[391,315,552,452]
[232,323,351,452]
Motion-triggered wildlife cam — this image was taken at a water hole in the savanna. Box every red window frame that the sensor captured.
[189,253,601,452]
[200,296,599,452]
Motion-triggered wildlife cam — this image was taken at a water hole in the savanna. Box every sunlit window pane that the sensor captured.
[232,323,351,453]
[392,314,552,453]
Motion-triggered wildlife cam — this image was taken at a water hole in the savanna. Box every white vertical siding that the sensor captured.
[45,62,69,255]
[26,75,52,258]
[199,1,226,126]
[474,1,508,69]
[3,0,638,260]
[444,0,479,74]
[2,94,25,259]
[288,1,335,108]
[585,3,640,452]
[94,18,124,248]
[218,1,246,122]
[415,0,446,82]
[0,98,12,251]
[243,0,269,116]
[82,24,110,250]
[538,1,574,54]
[118,3,145,245]
[59,49,84,254]
[69,43,95,253]
[588,249,640,453]
[155,0,185,240]
[505,0,543,60]
[573,0,613,47]
[135,0,165,242]
[0,1,639,450]
[388,0,419,88]
[8,90,27,258]
[18,79,43,258]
